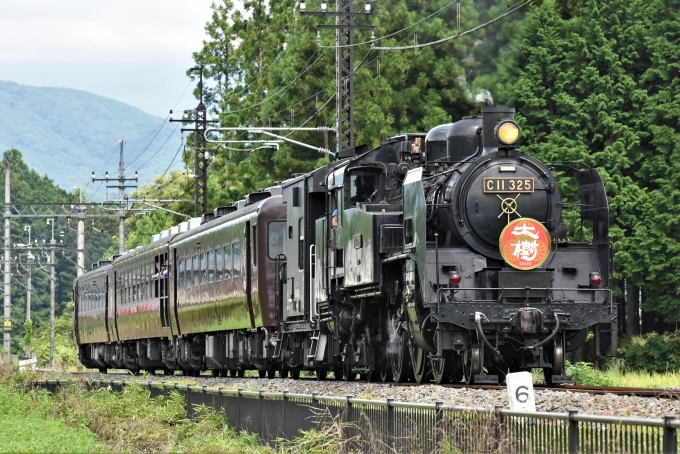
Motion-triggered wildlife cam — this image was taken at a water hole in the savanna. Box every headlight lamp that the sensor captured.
[495,120,521,146]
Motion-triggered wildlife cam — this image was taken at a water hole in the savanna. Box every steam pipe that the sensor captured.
[474,312,501,357]
[523,316,561,350]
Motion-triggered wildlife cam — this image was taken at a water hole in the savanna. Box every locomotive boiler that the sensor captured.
[74,108,612,386]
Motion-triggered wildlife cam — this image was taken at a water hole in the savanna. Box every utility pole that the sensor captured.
[4,161,11,360]
[302,0,373,154]
[92,140,138,255]
[170,67,219,217]
[47,218,57,368]
[23,226,32,357]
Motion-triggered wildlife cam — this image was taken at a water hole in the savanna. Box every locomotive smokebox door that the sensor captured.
[518,308,543,333]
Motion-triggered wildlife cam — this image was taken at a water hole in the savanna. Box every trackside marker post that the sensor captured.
[506,371,536,411]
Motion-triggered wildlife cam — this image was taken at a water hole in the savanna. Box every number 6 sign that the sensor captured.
[506,372,536,411]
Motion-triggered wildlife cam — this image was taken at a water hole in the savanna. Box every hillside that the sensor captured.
[0,80,182,196]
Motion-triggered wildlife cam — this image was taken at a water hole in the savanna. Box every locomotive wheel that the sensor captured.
[228,369,236,377]
[98,367,108,375]
[410,344,431,384]
[237,369,245,378]
[333,366,344,380]
[544,339,565,387]
[343,364,357,381]
[316,369,328,381]
[391,329,412,383]
[291,367,301,379]
[279,368,289,378]
[267,368,276,379]
[463,344,482,385]
[367,369,381,382]
[432,351,457,384]
[258,369,266,378]
[380,360,393,382]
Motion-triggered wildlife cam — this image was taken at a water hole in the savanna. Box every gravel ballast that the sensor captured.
[47,372,680,420]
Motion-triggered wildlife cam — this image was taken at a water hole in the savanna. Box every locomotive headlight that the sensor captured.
[495,120,521,146]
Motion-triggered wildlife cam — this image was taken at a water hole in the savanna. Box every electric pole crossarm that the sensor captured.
[317,25,374,29]
[302,11,369,16]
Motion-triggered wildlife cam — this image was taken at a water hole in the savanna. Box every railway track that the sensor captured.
[66,371,680,399]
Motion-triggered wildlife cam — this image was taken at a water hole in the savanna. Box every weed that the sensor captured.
[566,361,613,386]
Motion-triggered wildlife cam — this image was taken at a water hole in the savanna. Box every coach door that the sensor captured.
[155,252,171,329]
[112,271,120,341]
[73,285,81,345]
[104,275,111,342]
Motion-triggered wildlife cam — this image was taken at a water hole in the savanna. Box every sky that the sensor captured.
[0,0,218,117]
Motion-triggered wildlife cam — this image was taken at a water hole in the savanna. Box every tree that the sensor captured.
[508,0,680,321]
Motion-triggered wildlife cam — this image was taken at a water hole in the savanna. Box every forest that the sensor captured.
[5,0,680,364]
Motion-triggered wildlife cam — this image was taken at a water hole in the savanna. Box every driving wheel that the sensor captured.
[391,329,412,382]
[410,344,431,384]
[432,350,461,384]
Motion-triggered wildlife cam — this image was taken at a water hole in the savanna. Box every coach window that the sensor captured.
[224,245,232,279]
[179,260,185,290]
[189,255,196,287]
[216,248,223,281]
[184,258,191,288]
[268,221,285,259]
[208,250,215,283]
[233,242,241,278]
[200,253,207,284]
[252,225,257,267]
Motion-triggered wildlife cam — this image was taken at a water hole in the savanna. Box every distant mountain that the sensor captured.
[0,80,183,198]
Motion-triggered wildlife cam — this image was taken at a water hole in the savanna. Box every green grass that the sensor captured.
[0,415,104,453]
[0,371,105,453]
[1,365,352,453]
[562,360,680,388]
[598,359,680,388]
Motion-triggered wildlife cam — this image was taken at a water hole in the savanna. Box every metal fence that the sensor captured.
[34,379,679,453]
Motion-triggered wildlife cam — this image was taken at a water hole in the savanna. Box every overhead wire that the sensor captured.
[83,79,194,200]
[372,0,532,50]
[317,0,459,49]
[125,113,171,167]
[135,123,181,172]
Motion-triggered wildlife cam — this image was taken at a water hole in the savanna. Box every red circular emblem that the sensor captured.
[499,218,551,270]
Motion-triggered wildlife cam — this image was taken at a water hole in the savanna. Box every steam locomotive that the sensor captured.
[74,108,612,385]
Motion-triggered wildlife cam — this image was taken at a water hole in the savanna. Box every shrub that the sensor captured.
[618,331,680,373]
[565,361,613,386]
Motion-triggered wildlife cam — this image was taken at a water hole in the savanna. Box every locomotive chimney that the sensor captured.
[481,107,515,155]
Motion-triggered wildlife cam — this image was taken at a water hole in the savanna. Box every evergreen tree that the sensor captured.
[509,0,680,321]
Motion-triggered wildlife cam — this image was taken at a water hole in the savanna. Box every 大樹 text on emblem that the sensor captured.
[499,218,550,270]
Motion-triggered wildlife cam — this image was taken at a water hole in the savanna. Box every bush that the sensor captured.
[565,361,613,386]
[618,331,680,373]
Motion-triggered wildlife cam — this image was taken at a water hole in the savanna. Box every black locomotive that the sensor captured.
[75,107,612,385]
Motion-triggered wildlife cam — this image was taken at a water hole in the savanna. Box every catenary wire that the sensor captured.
[372,0,532,50]
[134,123,181,172]
[317,0,459,49]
